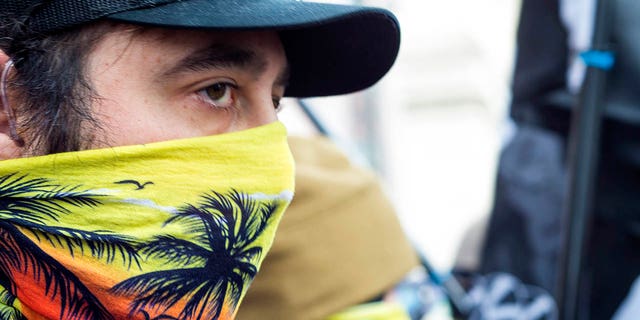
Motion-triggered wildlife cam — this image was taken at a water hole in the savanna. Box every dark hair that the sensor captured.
[0,21,115,155]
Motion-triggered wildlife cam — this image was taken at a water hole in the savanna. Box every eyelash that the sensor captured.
[273,97,283,112]
[196,81,284,111]
[196,82,237,109]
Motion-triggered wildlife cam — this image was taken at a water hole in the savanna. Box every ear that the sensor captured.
[0,50,24,160]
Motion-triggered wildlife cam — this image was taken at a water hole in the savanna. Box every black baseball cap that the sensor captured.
[0,0,400,98]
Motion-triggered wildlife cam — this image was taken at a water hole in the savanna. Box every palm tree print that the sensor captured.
[0,173,141,320]
[139,310,179,320]
[112,190,281,320]
[0,286,25,320]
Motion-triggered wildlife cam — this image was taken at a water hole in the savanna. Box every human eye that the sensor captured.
[273,96,283,112]
[196,82,237,109]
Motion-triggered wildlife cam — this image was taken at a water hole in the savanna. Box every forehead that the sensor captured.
[87,26,286,76]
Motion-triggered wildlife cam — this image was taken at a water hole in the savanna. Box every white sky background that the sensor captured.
[280,0,522,271]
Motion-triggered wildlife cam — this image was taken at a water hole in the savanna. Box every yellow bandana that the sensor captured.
[0,122,294,320]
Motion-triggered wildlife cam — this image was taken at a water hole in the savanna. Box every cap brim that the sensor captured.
[107,0,400,97]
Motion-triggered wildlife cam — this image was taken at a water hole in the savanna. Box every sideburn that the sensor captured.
[7,21,139,156]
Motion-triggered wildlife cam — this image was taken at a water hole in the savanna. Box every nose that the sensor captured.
[241,94,278,129]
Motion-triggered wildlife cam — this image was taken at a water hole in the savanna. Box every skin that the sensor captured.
[0,27,288,157]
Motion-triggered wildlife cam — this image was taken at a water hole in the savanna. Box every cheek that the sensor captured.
[89,76,179,147]
[90,92,235,149]
[177,95,238,134]
[90,97,162,147]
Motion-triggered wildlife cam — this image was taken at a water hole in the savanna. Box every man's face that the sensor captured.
[86,27,288,148]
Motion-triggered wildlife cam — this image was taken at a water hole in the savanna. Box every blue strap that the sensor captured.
[580,50,615,70]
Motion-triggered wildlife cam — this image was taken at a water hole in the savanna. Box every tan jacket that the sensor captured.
[237,136,420,320]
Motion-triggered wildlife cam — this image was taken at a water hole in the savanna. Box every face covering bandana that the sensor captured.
[0,121,294,320]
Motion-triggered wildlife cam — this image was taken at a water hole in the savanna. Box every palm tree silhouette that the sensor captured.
[0,286,25,320]
[112,190,282,320]
[140,310,179,320]
[0,173,141,320]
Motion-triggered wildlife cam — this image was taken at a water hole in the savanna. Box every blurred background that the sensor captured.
[280,0,521,272]
[266,1,640,319]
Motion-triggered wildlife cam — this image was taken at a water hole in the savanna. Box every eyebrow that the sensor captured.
[162,43,290,87]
